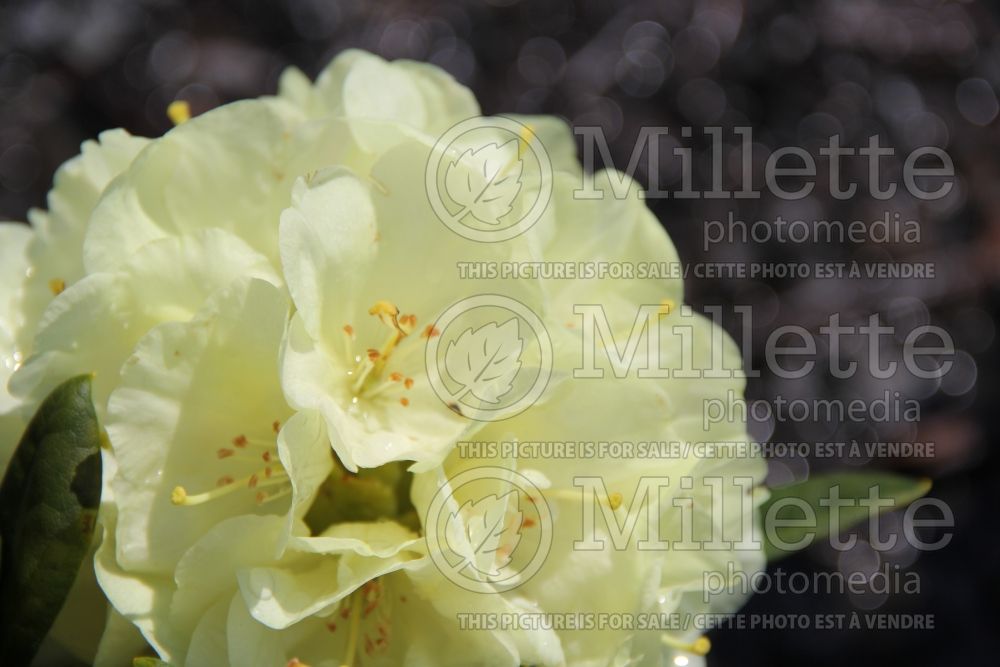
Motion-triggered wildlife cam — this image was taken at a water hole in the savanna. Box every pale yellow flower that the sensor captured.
[1,48,766,667]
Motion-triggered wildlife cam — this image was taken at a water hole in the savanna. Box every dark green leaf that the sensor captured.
[0,375,103,664]
[761,472,932,561]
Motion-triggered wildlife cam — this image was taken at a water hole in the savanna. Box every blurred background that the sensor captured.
[1,0,996,665]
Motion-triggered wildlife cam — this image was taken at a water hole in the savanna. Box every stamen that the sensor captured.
[368,173,389,196]
[398,314,417,333]
[546,487,624,510]
[517,123,536,159]
[171,469,288,506]
[48,278,66,296]
[368,301,402,333]
[363,368,420,400]
[219,446,271,465]
[257,487,292,505]
[167,100,191,125]
[661,635,711,656]
[352,301,412,394]
[172,483,234,506]
[362,581,381,617]
[170,420,291,506]
[341,593,363,667]
[608,491,624,511]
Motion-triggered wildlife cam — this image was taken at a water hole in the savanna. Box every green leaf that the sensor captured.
[0,375,103,664]
[761,471,932,561]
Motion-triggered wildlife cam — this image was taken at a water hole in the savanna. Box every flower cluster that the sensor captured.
[0,51,765,666]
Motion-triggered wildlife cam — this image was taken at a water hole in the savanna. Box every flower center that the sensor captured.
[304,458,418,535]
[170,420,291,508]
[340,300,439,408]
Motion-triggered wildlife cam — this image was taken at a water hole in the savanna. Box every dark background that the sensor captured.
[1,1,997,665]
